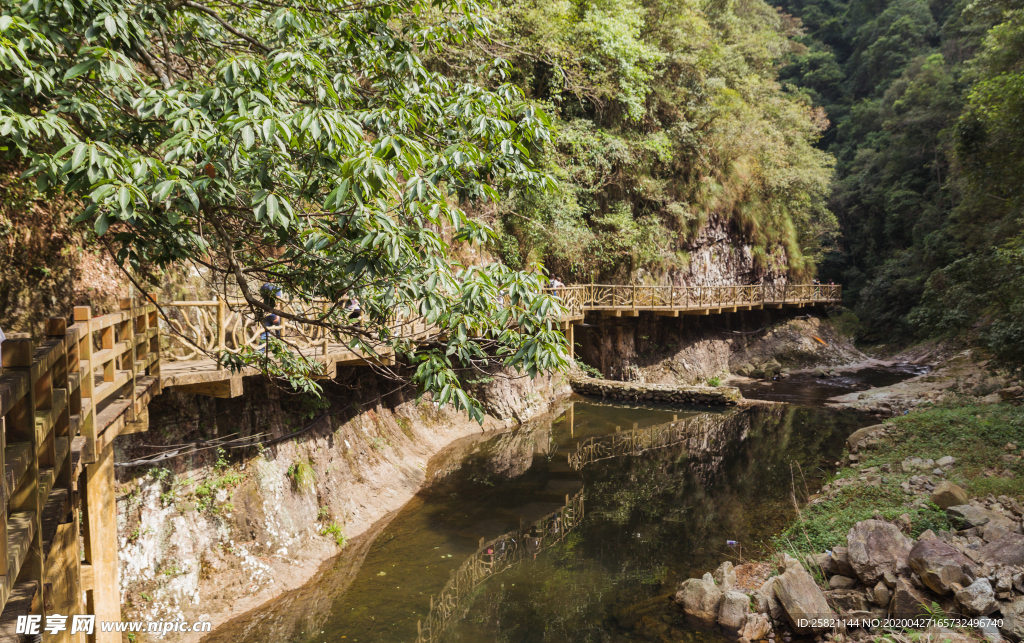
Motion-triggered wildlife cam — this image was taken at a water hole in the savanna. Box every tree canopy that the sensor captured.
[0,0,570,419]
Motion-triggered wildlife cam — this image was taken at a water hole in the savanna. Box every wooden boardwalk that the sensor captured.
[158,283,841,396]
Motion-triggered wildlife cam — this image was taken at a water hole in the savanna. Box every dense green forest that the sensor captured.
[450,0,1023,361]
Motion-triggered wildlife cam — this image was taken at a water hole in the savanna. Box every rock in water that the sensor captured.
[907,539,977,595]
[847,520,913,585]
[889,578,931,618]
[977,533,1024,566]
[719,590,749,638]
[955,578,998,616]
[715,561,737,590]
[930,481,969,510]
[675,577,724,629]
[773,568,834,633]
[1000,596,1024,642]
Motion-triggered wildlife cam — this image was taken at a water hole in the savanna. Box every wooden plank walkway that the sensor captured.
[157,283,841,394]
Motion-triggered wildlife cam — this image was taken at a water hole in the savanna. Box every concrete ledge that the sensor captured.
[569,375,742,406]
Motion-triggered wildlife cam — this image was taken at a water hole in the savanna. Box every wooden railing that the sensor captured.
[0,298,161,638]
[548,283,841,318]
[414,488,585,643]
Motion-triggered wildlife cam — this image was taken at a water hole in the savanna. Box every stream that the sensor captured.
[204,370,921,643]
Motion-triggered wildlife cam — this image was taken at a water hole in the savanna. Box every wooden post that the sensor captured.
[567,323,574,360]
[83,440,119,643]
[216,297,226,371]
[74,306,97,464]
[3,336,43,602]
[120,298,138,421]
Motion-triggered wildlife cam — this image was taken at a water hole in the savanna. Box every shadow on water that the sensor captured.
[735,363,929,406]
[203,400,873,643]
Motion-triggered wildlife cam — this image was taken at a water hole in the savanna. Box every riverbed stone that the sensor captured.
[676,577,725,629]
[757,578,783,620]
[826,589,869,613]
[715,561,738,590]
[740,613,772,641]
[773,568,834,633]
[977,533,1024,566]
[907,539,977,595]
[830,546,856,577]
[947,505,994,529]
[955,578,998,616]
[719,590,750,638]
[828,575,858,590]
[999,596,1024,642]
[889,578,931,618]
[871,581,891,606]
[847,520,913,585]
[931,482,969,510]
[846,425,884,453]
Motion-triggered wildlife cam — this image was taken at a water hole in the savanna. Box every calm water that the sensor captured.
[204,400,874,643]
[735,363,928,406]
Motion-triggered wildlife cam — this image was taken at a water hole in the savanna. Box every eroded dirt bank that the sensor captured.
[114,365,570,641]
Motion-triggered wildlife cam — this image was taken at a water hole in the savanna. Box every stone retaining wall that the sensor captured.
[570,375,741,406]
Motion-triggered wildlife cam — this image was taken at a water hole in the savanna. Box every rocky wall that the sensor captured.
[113,365,571,641]
[569,374,741,405]
[573,309,860,385]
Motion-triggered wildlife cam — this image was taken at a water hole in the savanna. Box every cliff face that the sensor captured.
[113,366,571,640]
[668,215,789,287]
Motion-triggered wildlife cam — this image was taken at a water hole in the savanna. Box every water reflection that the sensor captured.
[203,401,870,643]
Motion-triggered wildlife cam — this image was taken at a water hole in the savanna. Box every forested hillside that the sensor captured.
[428,0,838,282]
[776,0,1024,358]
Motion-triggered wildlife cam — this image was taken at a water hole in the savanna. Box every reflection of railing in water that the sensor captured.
[414,489,585,643]
[567,413,732,470]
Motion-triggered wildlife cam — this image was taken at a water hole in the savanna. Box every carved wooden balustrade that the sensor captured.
[414,488,585,643]
[545,283,841,315]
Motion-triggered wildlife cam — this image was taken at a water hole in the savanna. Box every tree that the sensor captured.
[0,0,569,420]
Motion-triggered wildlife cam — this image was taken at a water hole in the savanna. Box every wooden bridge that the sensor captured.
[0,282,838,640]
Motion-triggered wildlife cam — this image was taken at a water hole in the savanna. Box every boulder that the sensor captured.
[1000,596,1024,643]
[846,425,884,453]
[930,482,969,510]
[826,589,870,613]
[806,552,836,577]
[675,577,724,628]
[776,552,802,574]
[828,575,859,590]
[718,590,749,638]
[907,539,977,595]
[981,521,1012,543]
[947,504,994,529]
[757,578,783,620]
[977,533,1024,566]
[954,578,998,616]
[714,561,737,590]
[830,546,856,577]
[773,568,834,633]
[889,578,931,618]
[871,581,891,606]
[740,613,772,641]
[847,520,913,584]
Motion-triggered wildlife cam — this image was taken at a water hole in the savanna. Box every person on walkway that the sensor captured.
[260,313,281,353]
[550,277,564,298]
[345,296,362,321]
